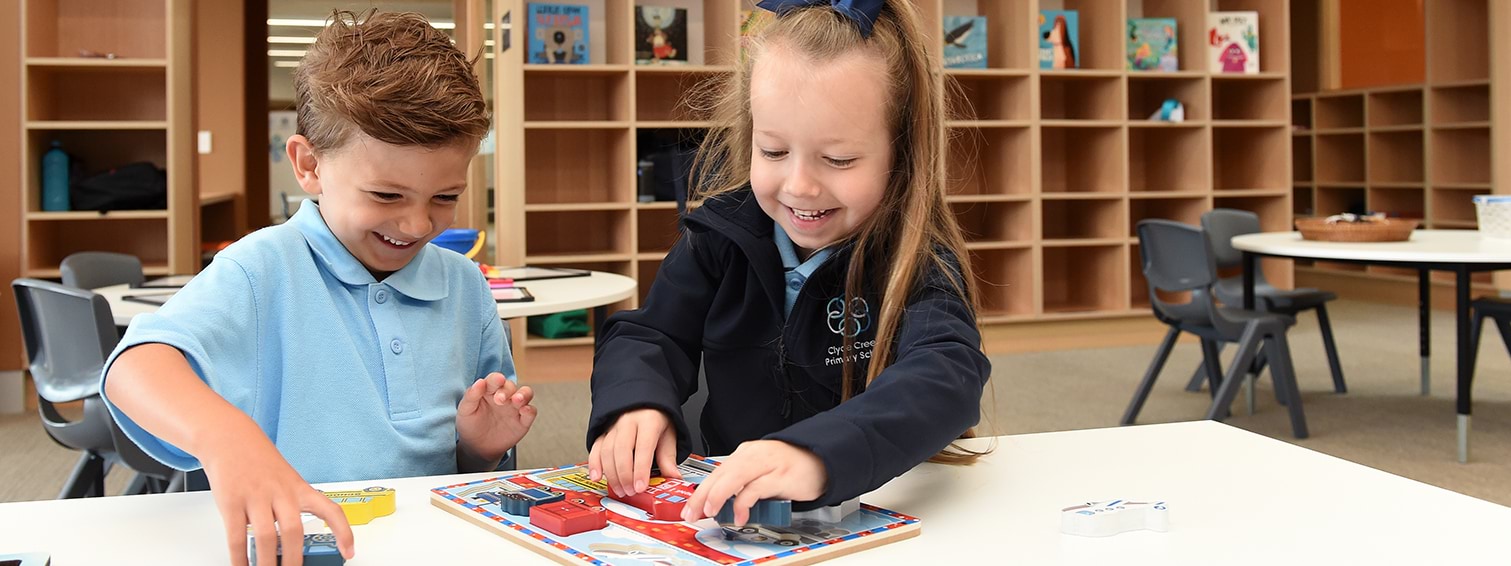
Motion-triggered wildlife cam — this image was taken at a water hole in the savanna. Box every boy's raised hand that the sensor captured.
[681,440,827,526]
[200,427,354,566]
[588,408,682,498]
[457,372,537,465]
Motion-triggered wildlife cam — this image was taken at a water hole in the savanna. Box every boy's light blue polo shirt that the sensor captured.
[100,203,513,483]
[773,222,835,318]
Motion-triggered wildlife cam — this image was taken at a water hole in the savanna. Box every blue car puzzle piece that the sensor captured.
[715,498,792,527]
[249,533,344,566]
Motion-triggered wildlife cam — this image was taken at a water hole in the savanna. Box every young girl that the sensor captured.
[587,0,989,525]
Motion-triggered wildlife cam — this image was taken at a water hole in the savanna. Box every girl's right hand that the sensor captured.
[587,408,682,497]
[201,429,354,566]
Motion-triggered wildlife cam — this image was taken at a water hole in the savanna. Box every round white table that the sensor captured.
[1232,230,1511,463]
[95,270,637,326]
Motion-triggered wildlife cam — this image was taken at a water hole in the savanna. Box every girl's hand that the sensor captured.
[681,440,826,525]
[200,427,354,566]
[588,408,682,498]
[457,373,537,464]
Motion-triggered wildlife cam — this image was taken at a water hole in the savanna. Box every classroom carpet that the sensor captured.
[2,299,1507,506]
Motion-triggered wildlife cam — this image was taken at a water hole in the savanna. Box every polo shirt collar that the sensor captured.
[773,221,835,277]
[291,202,450,301]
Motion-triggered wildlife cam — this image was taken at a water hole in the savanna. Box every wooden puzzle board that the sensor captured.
[430,456,919,566]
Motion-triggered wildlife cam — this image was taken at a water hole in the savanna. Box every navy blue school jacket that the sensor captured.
[587,188,990,509]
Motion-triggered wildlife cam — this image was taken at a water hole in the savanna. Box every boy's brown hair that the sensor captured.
[295,10,490,153]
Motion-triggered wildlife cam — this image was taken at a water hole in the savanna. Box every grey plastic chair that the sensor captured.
[1183,209,1347,394]
[12,278,184,497]
[1122,220,1310,438]
[1467,296,1511,396]
[60,252,145,291]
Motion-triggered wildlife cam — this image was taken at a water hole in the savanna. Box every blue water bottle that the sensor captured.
[41,141,70,211]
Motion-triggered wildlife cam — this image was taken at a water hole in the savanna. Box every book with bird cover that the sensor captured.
[1128,18,1178,71]
[942,16,987,69]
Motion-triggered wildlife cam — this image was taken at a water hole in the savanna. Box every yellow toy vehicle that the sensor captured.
[320,486,396,525]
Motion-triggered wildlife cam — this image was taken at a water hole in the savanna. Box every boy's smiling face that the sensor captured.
[288,133,473,279]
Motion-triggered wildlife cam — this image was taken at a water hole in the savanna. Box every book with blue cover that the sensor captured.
[1128,18,1178,71]
[1039,10,1079,69]
[942,16,987,69]
[527,3,590,65]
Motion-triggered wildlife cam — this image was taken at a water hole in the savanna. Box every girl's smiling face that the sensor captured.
[748,42,894,258]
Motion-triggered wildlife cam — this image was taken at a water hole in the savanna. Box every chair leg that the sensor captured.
[1267,333,1310,439]
[58,452,107,499]
[1200,339,1225,399]
[1184,341,1226,392]
[124,473,151,496]
[165,471,187,493]
[1316,304,1347,394]
[1493,316,1511,371]
[1206,325,1262,422]
[1122,327,1182,426]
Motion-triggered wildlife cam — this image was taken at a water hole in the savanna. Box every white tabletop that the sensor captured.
[1232,229,1511,264]
[1,421,1506,565]
[93,271,637,326]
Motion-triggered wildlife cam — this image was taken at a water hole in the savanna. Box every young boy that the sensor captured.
[100,11,533,565]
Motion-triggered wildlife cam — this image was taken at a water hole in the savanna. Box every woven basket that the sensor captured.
[1295,217,1418,242]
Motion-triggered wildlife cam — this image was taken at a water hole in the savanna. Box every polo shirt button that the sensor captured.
[375,289,388,304]
[787,276,803,291]
[390,339,403,354]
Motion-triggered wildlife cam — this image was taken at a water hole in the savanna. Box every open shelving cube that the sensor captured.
[26,217,170,276]
[1041,244,1126,313]
[942,0,1034,70]
[1046,0,1126,71]
[1128,124,1209,192]
[1367,187,1425,219]
[25,65,167,122]
[1293,135,1312,183]
[952,200,1033,244]
[949,74,1031,122]
[1312,133,1365,184]
[1212,126,1288,190]
[523,127,633,204]
[1314,187,1365,217]
[1040,74,1124,120]
[1429,84,1490,125]
[1212,77,1287,121]
[23,129,168,213]
[1429,128,1491,185]
[970,247,1034,320]
[24,0,167,59]
[947,126,1032,196]
[1367,131,1424,185]
[635,68,724,122]
[1128,196,1208,237]
[636,207,682,254]
[1041,125,1124,193]
[524,68,631,122]
[1366,88,1424,128]
[1127,75,1207,122]
[1041,197,1124,241]
[1430,188,1482,227]
[1426,0,1489,84]
[1314,92,1364,130]
[525,209,633,259]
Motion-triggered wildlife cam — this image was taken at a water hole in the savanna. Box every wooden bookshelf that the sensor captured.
[18,0,194,278]
[491,0,1294,377]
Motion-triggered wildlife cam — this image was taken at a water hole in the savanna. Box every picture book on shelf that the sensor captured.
[1039,10,1079,69]
[1128,18,1178,71]
[527,3,590,65]
[942,16,987,69]
[1208,11,1259,74]
[636,5,689,65]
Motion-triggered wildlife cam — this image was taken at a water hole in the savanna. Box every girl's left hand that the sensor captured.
[457,372,537,463]
[681,440,826,525]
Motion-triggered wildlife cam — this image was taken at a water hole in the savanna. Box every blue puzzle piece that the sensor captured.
[716,498,791,527]
[249,533,344,566]
[496,487,565,516]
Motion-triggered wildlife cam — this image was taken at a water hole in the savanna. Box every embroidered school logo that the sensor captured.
[826,296,871,337]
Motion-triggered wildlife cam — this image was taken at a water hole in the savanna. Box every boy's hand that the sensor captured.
[681,440,826,526]
[457,372,537,464]
[201,428,354,566]
[588,408,682,498]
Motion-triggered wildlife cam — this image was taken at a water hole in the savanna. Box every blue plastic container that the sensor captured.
[431,228,483,257]
[41,141,70,211]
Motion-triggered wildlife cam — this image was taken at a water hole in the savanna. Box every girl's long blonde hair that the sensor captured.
[690,0,988,464]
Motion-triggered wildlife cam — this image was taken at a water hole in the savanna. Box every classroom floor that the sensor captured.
[3,299,1509,506]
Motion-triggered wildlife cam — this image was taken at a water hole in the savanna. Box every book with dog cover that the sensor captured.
[1039,10,1079,69]
[527,3,590,65]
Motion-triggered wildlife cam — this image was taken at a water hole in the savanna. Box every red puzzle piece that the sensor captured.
[529,500,608,537]
[617,478,696,522]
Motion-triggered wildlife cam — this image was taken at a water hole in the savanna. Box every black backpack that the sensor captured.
[70,162,167,212]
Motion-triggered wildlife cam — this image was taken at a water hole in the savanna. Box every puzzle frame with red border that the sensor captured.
[429,455,920,565]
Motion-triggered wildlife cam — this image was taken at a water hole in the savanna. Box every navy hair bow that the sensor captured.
[755,0,885,38]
